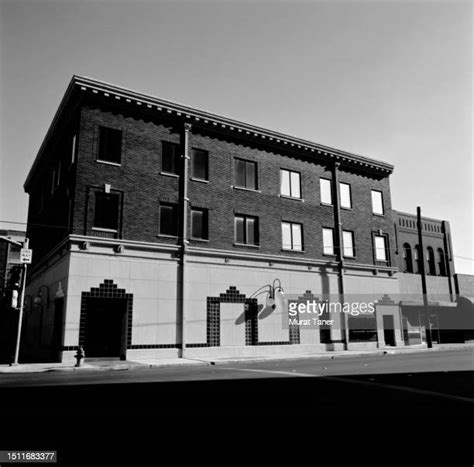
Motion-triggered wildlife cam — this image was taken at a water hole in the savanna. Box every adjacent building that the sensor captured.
[0,229,26,363]
[18,76,472,363]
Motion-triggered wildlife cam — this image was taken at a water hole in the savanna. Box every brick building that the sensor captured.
[20,76,470,363]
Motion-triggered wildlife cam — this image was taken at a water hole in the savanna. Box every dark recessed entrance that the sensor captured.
[383,315,396,347]
[79,280,133,360]
[85,297,127,358]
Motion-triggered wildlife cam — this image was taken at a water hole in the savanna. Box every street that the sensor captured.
[0,349,473,415]
[0,349,473,465]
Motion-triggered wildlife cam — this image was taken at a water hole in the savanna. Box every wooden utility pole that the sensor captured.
[417,207,432,348]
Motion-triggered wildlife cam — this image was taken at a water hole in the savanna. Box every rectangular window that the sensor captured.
[191,208,208,240]
[340,183,352,209]
[235,159,257,190]
[71,134,76,165]
[323,228,334,255]
[98,126,122,164]
[371,190,384,215]
[374,235,387,261]
[56,161,61,187]
[320,178,332,204]
[342,230,355,257]
[282,221,303,251]
[235,215,259,246]
[162,141,180,175]
[94,192,119,231]
[280,169,301,198]
[159,203,178,237]
[191,148,208,180]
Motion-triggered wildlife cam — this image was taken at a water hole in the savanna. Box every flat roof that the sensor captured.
[24,75,394,190]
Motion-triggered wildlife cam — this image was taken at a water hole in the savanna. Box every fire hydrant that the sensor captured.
[74,346,85,367]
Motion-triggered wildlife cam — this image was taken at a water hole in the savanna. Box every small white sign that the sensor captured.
[20,248,33,264]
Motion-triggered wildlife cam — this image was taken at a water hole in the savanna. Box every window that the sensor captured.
[235,215,259,246]
[159,203,178,237]
[280,169,301,199]
[371,190,384,215]
[162,141,180,175]
[191,148,208,180]
[50,170,55,195]
[191,208,208,240]
[282,222,303,251]
[320,178,332,205]
[427,247,436,275]
[71,134,76,165]
[98,127,122,164]
[342,230,355,257]
[414,245,421,273]
[55,161,61,187]
[374,235,387,261]
[438,248,446,276]
[322,228,334,255]
[94,192,119,231]
[340,183,352,209]
[403,243,413,273]
[235,159,257,190]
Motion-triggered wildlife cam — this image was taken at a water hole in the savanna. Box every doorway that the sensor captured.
[383,315,396,346]
[85,297,127,359]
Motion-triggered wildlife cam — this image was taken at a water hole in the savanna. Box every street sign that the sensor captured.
[20,248,33,264]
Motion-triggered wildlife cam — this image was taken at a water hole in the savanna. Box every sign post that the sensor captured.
[12,239,31,365]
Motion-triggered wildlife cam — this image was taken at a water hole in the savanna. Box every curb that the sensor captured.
[1,345,472,374]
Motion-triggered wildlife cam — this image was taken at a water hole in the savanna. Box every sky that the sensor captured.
[0,0,472,273]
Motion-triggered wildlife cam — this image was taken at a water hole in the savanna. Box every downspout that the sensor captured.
[332,161,349,350]
[179,123,191,358]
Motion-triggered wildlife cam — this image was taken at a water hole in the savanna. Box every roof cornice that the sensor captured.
[24,75,394,190]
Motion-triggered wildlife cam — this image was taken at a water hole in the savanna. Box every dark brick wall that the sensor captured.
[71,101,396,266]
[25,115,78,264]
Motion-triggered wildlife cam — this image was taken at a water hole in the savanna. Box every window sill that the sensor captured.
[92,227,118,233]
[282,248,305,253]
[343,255,357,260]
[279,195,304,202]
[341,206,353,211]
[234,243,260,249]
[372,213,385,217]
[190,238,209,243]
[157,234,179,239]
[323,253,337,257]
[320,202,333,207]
[160,172,179,178]
[96,160,121,167]
[232,186,261,193]
[190,177,209,184]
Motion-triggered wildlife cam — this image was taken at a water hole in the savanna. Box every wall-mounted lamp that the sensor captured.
[34,285,50,307]
[265,278,285,309]
[250,278,285,310]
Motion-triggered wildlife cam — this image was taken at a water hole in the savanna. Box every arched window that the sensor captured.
[414,245,420,274]
[427,247,436,275]
[438,248,447,276]
[402,243,413,273]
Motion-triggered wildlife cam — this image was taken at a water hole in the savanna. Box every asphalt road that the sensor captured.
[0,350,472,465]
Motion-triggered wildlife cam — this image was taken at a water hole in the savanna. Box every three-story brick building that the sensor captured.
[20,76,464,363]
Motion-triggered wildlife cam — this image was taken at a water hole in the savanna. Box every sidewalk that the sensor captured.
[1,343,473,374]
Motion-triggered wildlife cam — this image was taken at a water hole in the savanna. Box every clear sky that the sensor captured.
[0,0,472,273]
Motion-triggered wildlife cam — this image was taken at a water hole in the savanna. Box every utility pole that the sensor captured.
[416,207,432,348]
[0,235,30,364]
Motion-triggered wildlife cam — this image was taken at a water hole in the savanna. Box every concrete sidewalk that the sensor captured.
[0,343,473,374]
